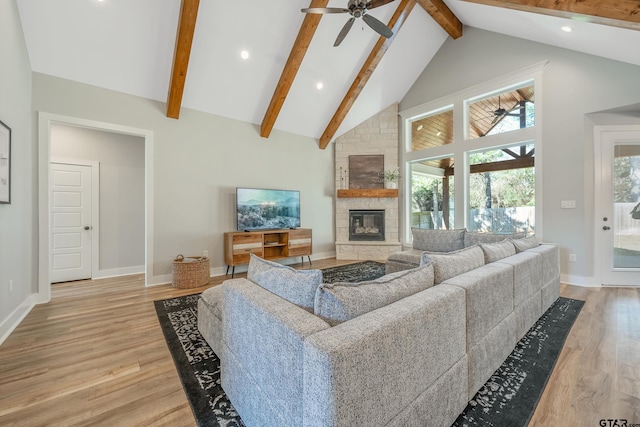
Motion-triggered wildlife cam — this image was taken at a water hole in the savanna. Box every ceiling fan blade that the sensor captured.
[334,17,356,47]
[367,0,395,10]
[301,7,349,14]
[362,13,393,38]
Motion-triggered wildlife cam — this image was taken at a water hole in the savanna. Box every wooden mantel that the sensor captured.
[337,189,399,198]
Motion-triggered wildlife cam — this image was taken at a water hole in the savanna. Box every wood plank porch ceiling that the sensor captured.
[165,0,640,147]
[412,85,535,173]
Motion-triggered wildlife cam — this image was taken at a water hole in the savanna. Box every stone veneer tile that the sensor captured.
[334,104,400,259]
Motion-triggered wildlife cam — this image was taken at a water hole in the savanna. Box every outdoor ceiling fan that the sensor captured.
[301,0,395,47]
[490,96,520,124]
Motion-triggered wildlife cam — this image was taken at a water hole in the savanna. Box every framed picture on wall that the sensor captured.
[0,120,11,204]
[348,154,384,189]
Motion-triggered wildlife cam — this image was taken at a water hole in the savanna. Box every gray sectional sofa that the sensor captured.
[385,228,526,274]
[197,230,560,427]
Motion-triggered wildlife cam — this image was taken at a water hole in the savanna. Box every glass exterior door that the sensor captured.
[599,130,640,285]
[611,144,640,269]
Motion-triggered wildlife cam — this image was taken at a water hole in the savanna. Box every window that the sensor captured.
[467,83,534,139]
[410,157,454,230]
[613,144,640,267]
[410,107,453,152]
[468,144,535,234]
[400,65,543,244]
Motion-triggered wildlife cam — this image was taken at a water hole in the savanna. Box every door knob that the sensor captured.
[84,226,90,230]
[603,226,611,230]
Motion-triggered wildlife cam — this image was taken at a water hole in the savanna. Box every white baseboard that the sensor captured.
[560,274,602,287]
[0,294,38,346]
[147,274,172,287]
[93,265,145,280]
[144,252,337,287]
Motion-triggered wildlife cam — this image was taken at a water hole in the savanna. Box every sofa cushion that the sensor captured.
[411,228,466,252]
[480,240,516,263]
[441,263,515,349]
[314,263,435,326]
[247,254,322,310]
[511,235,539,252]
[464,231,525,247]
[385,249,423,274]
[421,246,485,284]
[200,284,224,320]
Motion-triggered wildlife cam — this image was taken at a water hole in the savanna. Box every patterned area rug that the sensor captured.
[320,260,386,283]
[155,264,583,427]
[452,297,584,426]
[154,293,242,427]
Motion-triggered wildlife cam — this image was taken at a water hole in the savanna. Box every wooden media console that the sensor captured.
[223,228,312,277]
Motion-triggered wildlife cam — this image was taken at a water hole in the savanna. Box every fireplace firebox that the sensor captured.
[349,210,385,241]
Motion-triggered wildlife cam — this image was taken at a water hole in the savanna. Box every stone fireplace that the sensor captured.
[334,104,402,260]
[349,210,385,241]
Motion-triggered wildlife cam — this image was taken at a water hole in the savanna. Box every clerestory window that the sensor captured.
[401,65,543,244]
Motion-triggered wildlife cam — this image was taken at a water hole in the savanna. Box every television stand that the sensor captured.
[224,228,312,278]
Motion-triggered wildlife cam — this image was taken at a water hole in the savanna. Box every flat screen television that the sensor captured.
[236,187,301,231]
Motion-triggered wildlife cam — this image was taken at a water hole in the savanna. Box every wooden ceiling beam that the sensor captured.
[319,0,417,149]
[461,0,640,31]
[444,156,534,175]
[166,0,200,119]
[416,0,463,39]
[260,0,329,138]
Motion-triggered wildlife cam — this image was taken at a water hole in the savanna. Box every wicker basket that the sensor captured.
[172,254,210,289]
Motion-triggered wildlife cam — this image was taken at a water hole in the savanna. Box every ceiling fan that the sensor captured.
[490,97,520,124]
[301,0,395,47]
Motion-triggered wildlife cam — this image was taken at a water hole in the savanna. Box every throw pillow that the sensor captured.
[511,235,540,252]
[314,263,435,326]
[421,245,485,284]
[247,254,322,310]
[411,228,466,252]
[464,231,526,247]
[480,240,516,263]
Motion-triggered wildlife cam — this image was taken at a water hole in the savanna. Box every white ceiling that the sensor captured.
[15,0,640,142]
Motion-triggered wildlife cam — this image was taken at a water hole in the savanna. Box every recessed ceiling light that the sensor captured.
[316,82,324,90]
[416,124,423,131]
[240,50,249,60]
[561,26,572,32]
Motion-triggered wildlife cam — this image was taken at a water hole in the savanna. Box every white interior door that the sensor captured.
[597,128,640,286]
[50,163,92,283]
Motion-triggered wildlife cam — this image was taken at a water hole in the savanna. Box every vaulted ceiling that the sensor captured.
[16,0,640,148]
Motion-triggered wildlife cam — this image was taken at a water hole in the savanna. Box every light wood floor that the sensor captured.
[0,259,638,426]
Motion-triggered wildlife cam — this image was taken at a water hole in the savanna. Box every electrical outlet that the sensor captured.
[203,250,209,258]
[569,254,576,262]
[9,279,13,293]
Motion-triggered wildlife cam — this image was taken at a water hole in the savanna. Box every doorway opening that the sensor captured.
[38,113,154,303]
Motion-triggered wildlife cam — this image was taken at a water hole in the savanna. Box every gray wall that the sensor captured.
[0,0,36,339]
[33,73,335,282]
[51,124,145,273]
[401,26,640,283]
